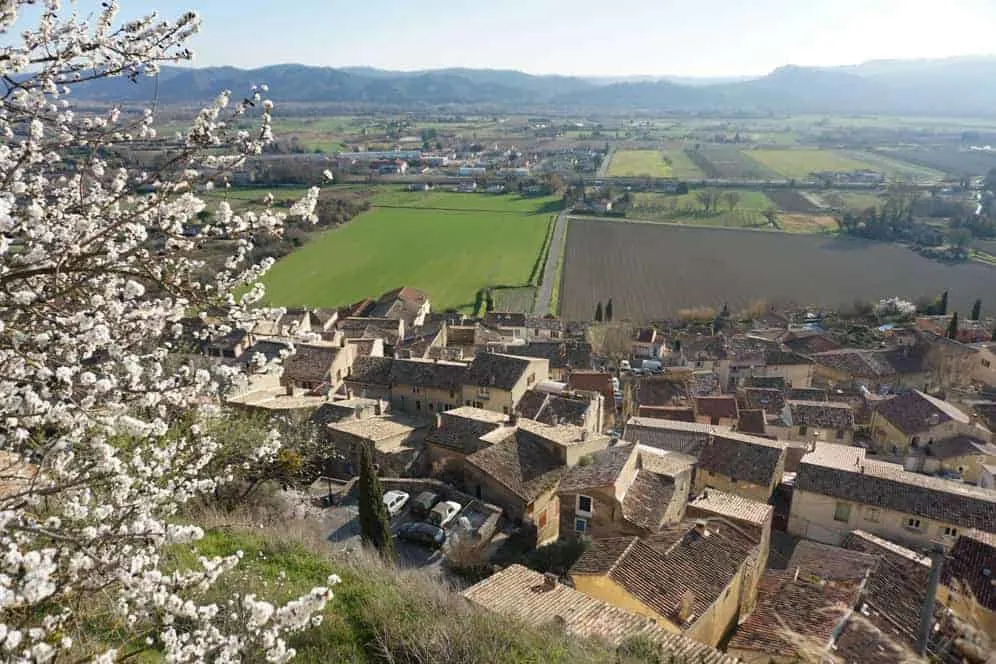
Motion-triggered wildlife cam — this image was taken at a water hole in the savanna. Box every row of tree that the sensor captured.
[594,299,614,322]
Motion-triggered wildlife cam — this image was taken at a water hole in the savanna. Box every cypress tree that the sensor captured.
[938,290,949,316]
[594,301,603,322]
[357,442,394,560]
[605,298,613,322]
[946,311,959,340]
[971,299,982,321]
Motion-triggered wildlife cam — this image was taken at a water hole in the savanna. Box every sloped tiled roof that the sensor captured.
[764,349,814,366]
[426,407,508,453]
[467,352,538,390]
[727,572,860,659]
[796,445,996,532]
[483,312,527,328]
[782,331,842,355]
[347,356,394,386]
[568,371,614,404]
[465,431,565,501]
[621,471,676,532]
[638,405,696,422]
[463,565,738,662]
[516,390,590,427]
[743,387,785,414]
[509,340,592,370]
[636,375,692,406]
[695,396,739,421]
[942,530,996,612]
[687,489,773,526]
[927,435,996,459]
[281,344,341,384]
[787,387,828,401]
[572,522,758,625]
[737,409,768,436]
[558,444,634,492]
[389,358,468,390]
[697,432,786,487]
[745,375,787,390]
[873,390,969,435]
[788,400,855,429]
[787,540,878,582]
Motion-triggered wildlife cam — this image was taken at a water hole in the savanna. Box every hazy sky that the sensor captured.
[87,1,996,76]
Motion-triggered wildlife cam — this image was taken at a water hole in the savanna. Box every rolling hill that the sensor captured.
[68,56,996,115]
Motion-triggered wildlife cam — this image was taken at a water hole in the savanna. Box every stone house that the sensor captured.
[678,334,728,378]
[388,358,468,415]
[567,370,616,430]
[462,565,738,663]
[279,342,354,395]
[569,520,763,648]
[907,435,996,484]
[325,415,427,478]
[501,339,591,382]
[694,431,787,503]
[983,463,996,489]
[788,443,996,549]
[515,388,604,433]
[342,356,394,401]
[423,406,511,475]
[368,286,430,328]
[638,405,697,422]
[969,341,996,387]
[770,399,856,445]
[810,347,931,391]
[694,396,739,427]
[523,316,565,341]
[686,489,774,616]
[750,350,814,388]
[337,316,405,350]
[482,312,527,341]
[463,420,610,544]
[869,389,984,455]
[623,418,723,455]
[557,443,693,540]
[632,327,665,360]
[462,352,549,414]
[938,530,996,635]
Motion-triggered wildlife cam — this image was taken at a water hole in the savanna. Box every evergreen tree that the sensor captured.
[605,298,613,322]
[946,311,959,340]
[938,290,949,316]
[357,442,395,560]
[721,302,730,318]
[595,301,603,322]
[971,299,982,321]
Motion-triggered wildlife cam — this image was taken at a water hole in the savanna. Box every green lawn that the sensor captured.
[606,150,672,177]
[260,197,555,311]
[629,190,776,228]
[745,149,877,177]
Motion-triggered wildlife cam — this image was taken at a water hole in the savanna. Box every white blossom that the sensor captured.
[0,3,336,662]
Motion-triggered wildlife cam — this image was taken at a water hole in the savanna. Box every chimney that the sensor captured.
[354,406,362,420]
[543,572,558,590]
[374,401,382,416]
[694,519,710,537]
[677,590,695,623]
[581,430,589,441]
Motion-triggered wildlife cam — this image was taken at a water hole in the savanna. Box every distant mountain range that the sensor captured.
[71,56,996,115]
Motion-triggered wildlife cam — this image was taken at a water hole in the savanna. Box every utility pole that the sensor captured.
[916,543,945,656]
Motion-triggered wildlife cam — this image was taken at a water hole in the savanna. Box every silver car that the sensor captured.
[382,490,410,517]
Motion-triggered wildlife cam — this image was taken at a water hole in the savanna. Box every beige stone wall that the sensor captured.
[755,363,814,388]
[693,469,772,504]
[788,489,964,549]
[939,452,996,484]
[683,565,745,648]
[570,575,677,628]
[971,347,996,387]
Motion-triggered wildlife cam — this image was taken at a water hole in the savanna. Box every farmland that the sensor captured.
[763,189,822,213]
[606,150,672,177]
[260,193,555,312]
[745,149,875,178]
[558,219,996,321]
[628,190,775,228]
[369,189,560,213]
[685,146,778,179]
[881,148,996,177]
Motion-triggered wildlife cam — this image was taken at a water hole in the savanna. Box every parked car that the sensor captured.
[382,490,410,517]
[397,521,446,549]
[427,500,462,527]
[410,491,441,519]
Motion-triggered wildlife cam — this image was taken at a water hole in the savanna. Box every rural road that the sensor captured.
[533,211,568,315]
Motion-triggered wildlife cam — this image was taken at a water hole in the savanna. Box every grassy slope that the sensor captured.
[179,524,660,664]
[606,150,672,177]
[745,149,876,177]
[261,193,556,311]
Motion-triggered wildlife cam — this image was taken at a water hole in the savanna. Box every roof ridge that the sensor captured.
[607,536,641,577]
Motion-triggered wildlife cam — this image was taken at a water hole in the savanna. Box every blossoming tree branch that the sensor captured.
[0,2,334,661]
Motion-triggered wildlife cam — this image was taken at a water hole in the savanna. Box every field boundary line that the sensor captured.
[371,204,546,214]
[566,214,817,236]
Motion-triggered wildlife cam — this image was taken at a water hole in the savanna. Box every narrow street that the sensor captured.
[533,211,567,314]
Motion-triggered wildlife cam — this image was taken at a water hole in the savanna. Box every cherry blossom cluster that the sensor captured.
[874,296,917,318]
[0,2,332,661]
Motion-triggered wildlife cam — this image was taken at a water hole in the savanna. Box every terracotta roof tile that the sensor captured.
[942,530,996,612]
[787,400,855,429]
[621,470,677,532]
[465,431,565,501]
[873,390,969,436]
[695,396,739,421]
[687,489,773,526]
[559,444,634,492]
[467,352,539,391]
[743,387,785,414]
[697,432,786,487]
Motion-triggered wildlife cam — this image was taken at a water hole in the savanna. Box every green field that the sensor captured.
[260,193,556,311]
[606,150,672,177]
[628,190,777,229]
[370,189,560,213]
[745,149,876,177]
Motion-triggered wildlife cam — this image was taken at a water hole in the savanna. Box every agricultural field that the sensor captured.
[370,189,560,214]
[763,189,823,214]
[819,191,886,211]
[685,146,778,179]
[606,150,672,177]
[881,148,996,177]
[558,219,996,321]
[628,190,774,228]
[260,194,554,312]
[745,149,876,178]
[841,150,944,181]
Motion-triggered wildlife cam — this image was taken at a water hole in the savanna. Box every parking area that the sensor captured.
[321,482,502,572]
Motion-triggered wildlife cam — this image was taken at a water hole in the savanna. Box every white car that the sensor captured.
[427,500,462,527]
[382,490,410,517]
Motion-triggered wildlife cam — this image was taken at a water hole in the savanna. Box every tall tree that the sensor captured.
[595,301,604,322]
[971,299,982,321]
[358,442,395,559]
[946,311,960,340]
[605,298,614,322]
[938,290,949,316]
[722,191,743,213]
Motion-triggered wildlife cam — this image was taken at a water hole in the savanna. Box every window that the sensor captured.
[798,425,808,436]
[906,517,923,531]
[538,510,548,529]
[449,390,456,398]
[412,386,419,394]
[502,406,509,414]
[942,526,958,538]
[415,400,421,411]
[465,400,471,406]
[833,502,851,523]
[574,518,588,533]
[576,495,593,517]
[527,373,535,386]
[983,359,992,369]
[864,507,880,523]
[478,386,490,399]
[428,403,434,412]
[836,429,845,440]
